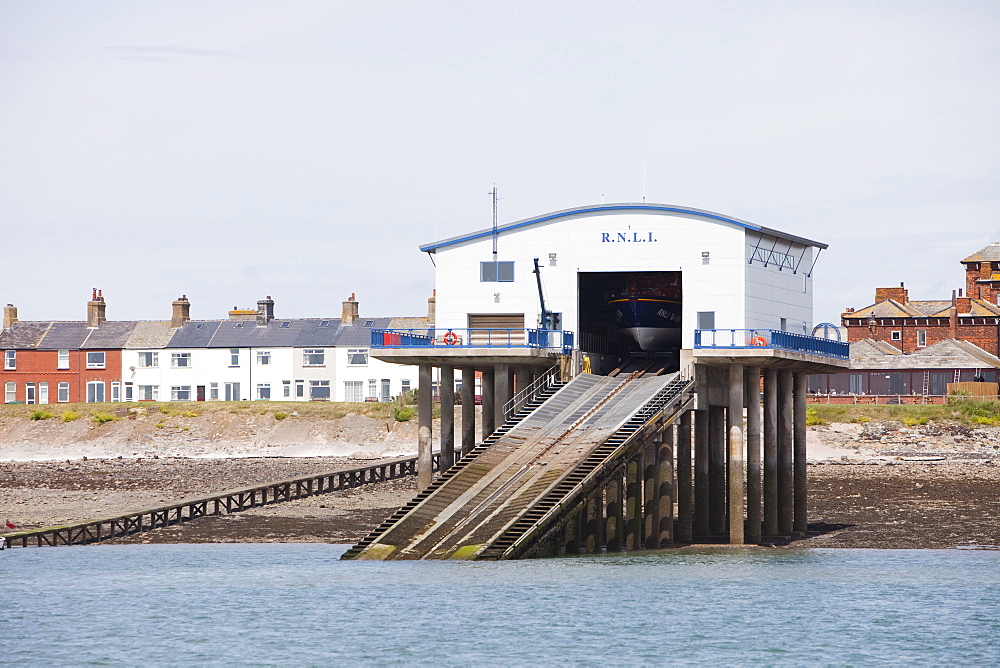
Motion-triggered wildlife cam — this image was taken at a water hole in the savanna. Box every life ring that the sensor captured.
[751,336,767,347]
[443,331,459,346]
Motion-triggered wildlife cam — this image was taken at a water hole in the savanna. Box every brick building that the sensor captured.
[841,243,1000,357]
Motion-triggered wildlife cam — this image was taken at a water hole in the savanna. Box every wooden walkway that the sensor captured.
[1,454,440,549]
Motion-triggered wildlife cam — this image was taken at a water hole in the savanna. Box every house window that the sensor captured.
[39,382,49,404]
[480,260,515,282]
[171,386,191,401]
[209,383,219,401]
[4,350,15,370]
[86,352,105,369]
[138,352,159,368]
[257,383,271,400]
[124,382,133,402]
[917,329,927,347]
[780,318,787,332]
[296,381,304,398]
[309,380,331,401]
[319,320,330,327]
[230,348,240,367]
[347,349,368,365]
[282,380,291,398]
[25,384,35,404]
[256,350,271,365]
[58,350,69,369]
[696,312,715,330]
[86,381,106,403]
[58,382,70,403]
[138,385,159,401]
[303,349,325,366]
[224,382,241,401]
[111,382,120,402]
[344,381,363,402]
[891,331,902,341]
[401,379,411,396]
[171,353,192,368]
[368,379,377,400]
[5,382,15,403]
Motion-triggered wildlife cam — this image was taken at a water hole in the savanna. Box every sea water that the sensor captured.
[2,545,998,665]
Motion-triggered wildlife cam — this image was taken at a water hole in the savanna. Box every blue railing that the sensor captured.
[371,328,574,354]
[694,329,849,359]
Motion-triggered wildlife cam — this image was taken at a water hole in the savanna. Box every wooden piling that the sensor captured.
[677,410,693,543]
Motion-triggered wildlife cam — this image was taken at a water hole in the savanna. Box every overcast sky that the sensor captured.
[2,1,998,327]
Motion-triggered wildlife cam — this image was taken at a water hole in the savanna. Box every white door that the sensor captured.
[25,384,36,404]
[38,382,48,404]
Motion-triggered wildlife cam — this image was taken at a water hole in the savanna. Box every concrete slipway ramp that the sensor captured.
[341,372,694,561]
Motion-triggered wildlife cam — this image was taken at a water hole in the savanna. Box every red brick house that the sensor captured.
[841,243,1000,357]
[1,292,133,404]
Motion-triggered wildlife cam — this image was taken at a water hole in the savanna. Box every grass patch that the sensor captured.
[273,412,289,420]
[805,407,825,426]
[61,410,80,422]
[393,406,416,422]
[29,410,55,421]
[809,400,1000,427]
[91,412,121,425]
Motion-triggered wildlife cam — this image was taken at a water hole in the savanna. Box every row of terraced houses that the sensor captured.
[0,291,434,405]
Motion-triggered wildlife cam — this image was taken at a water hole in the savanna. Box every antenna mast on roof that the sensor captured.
[490,184,499,260]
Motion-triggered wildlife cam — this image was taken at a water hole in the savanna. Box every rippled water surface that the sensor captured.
[3,545,998,664]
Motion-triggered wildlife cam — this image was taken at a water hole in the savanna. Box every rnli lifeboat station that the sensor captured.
[343,203,849,560]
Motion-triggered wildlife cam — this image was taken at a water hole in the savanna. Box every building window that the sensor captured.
[780,318,787,332]
[480,260,515,282]
[124,382,133,402]
[303,349,325,366]
[257,383,271,400]
[111,382,120,402]
[230,348,240,367]
[25,384,35,404]
[296,381,304,398]
[58,350,70,369]
[171,386,191,401]
[347,349,368,366]
[368,379,377,400]
[401,379,411,396]
[58,382,70,403]
[257,350,271,365]
[696,312,715,330]
[5,382,15,403]
[86,381,106,403]
[4,350,15,370]
[171,352,192,368]
[282,380,291,398]
[39,382,49,404]
[138,352,158,368]
[309,380,331,401]
[891,331,901,341]
[225,382,241,401]
[917,329,927,347]
[138,385,159,401]
[86,352,106,369]
[210,383,219,401]
[344,381,363,402]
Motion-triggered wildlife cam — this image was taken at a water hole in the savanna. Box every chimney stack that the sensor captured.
[3,304,17,330]
[171,295,191,328]
[874,284,908,304]
[87,288,106,328]
[256,295,275,326]
[342,293,359,325]
[427,289,436,326]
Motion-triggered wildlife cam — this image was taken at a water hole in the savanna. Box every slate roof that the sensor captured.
[164,317,394,348]
[124,321,177,349]
[849,338,1000,370]
[845,298,1000,319]
[0,321,53,349]
[1,321,139,350]
[962,243,1000,263]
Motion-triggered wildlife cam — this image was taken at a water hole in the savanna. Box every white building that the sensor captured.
[420,203,825,367]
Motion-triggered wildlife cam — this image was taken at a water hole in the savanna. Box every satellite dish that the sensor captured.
[129,366,136,372]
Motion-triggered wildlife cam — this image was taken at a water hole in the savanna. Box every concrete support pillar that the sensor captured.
[514,366,530,396]
[625,455,642,551]
[439,365,455,470]
[693,408,710,539]
[656,426,675,548]
[676,410,693,543]
[584,491,604,554]
[745,366,762,544]
[643,437,658,549]
[727,364,744,544]
[460,367,476,457]
[778,370,794,535]
[708,405,727,536]
[605,472,624,553]
[763,368,779,538]
[417,364,434,490]
[494,363,512,427]
[564,506,583,554]
[480,369,495,440]
[794,372,808,534]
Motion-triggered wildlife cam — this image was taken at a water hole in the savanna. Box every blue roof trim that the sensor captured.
[419,203,828,252]
[418,203,767,253]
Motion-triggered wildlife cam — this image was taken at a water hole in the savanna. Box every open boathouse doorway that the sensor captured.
[577,270,683,374]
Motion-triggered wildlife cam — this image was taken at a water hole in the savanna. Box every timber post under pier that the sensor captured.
[356,330,849,558]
